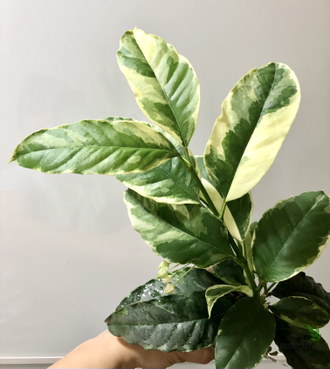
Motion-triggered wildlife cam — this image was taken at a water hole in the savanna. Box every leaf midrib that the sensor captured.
[226,63,279,200]
[16,145,177,157]
[263,195,324,276]
[129,193,228,254]
[112,314,221,327]
[133,32,187,147]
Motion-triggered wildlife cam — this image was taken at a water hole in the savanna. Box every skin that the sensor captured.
[49,329,215,368]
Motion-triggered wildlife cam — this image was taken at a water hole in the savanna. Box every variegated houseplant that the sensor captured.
[10,28,330,368]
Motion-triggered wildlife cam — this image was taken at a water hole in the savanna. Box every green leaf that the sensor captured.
[215,297,276,369]
[124,189,233,268]
[106,268,232,352]
[196,156,253,241]
[116,156,200,205]
[253,191,330,282]
[205,284,252,317]
[117,28,200,146]
[272,272,330,315]
[10,119,179,175]
[204,62,300,201]
[212,259,246,286]
[275,317,330,369]
[270,296,329,329]
[243,221,257,273]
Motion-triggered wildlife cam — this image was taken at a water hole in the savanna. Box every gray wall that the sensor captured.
[1,0,329,363]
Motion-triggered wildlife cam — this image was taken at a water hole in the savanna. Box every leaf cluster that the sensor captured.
[10,28,330,368]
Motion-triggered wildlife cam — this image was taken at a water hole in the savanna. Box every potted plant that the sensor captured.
[10,28,330,368]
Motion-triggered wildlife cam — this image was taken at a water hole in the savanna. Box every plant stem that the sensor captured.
[170,263,190,276]
[173,266,195,286]
[219,200,226,220]
[243,263,258,298]
[228,233,243,259]
[178,156,219,217]
[231,239,258,297]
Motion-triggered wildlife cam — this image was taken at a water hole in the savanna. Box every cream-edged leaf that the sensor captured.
[253,191,330,283]
[117,28,200,146]
[204,62,301,201]
[124,189,233,268]
[116,155,200,205]
[270,296,329,329]
[196,156,252,241]
[206,284,252,317]
[10,119,179,175]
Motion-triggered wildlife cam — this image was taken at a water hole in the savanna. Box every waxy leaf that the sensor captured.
[270,296,329,329]
[116,267,228,310]
[275,317,330,369]
[106,268,232,352]
[10,119,178,175]
[212,259,246,286]
[117,28,200,146]
[196,156,253,241]
[204,62,300,201]
[253,191,330,282]
[243,221,257,273]
[215,297,275,369]
[272,272,330,315]
[116,156,200,204]
[124,190,233,268]
[205,284,252,317]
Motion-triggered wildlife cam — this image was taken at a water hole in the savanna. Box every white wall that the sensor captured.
[1,0,330,362]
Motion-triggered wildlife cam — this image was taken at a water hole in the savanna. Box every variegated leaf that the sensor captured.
[117,28,200,146]
[124,189,233,268]
[196,156,253,241]
[275,317,330,368]
[204,62,301,201]
[272,272,330,315]
[106,268,232,352]
[205,284,252,317]
[243,221,257,273]
[270,296,329,329]
[253,191,330,283]
[116,155,200,205]
[215,297,276,369]
[212,259,246,286]
[10,119,178,175]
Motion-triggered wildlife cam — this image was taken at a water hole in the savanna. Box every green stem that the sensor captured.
[178,156,219,217]
[173,266,195,286]
[243,264,258,298]
[170,263,190,278]
[228,233,243,259]
[219,200,226,220]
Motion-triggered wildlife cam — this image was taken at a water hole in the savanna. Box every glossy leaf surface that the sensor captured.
[205,284,252,317]
[116,156,200,204]
[275,318,330,369]
[10,119,178,175]
[204,62,300,201]
[270,296,329,329]
[117,28,200,146]
[106,268,232,352]
[215,297,275,368]
[272,272,330,315]
[212,259,246,286]
[124,190,233,268]
[253,191,330,282]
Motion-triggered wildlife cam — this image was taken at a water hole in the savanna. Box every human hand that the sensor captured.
[49,329,214,368]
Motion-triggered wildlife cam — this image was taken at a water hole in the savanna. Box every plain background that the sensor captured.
[1,0,329,365]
